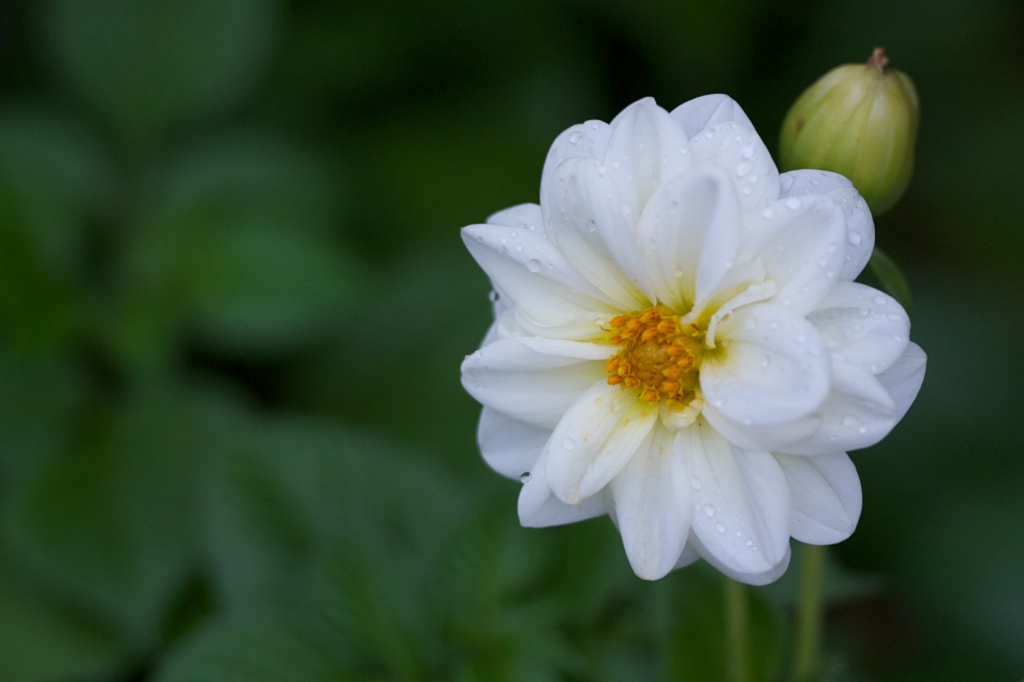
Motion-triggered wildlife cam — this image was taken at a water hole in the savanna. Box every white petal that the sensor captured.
[687,119,780,212]
[809,281,910,375]
[540,119,612,198]
[681,422,791,583]
[673,541,701,569]
[610,426,692,580]
[477,407,549,480]
[700,304,830,426]
[545,382,659,504]
[779,170,874,280]
[461,338,608,429]
[602,97,692,210]
[741,194,847,314]
[486,202,545,235]
[518,449,608,527]
[669,94,754,137]
[779,362,899,456]
[637,165,743,308]
[542,158,653,306]
[776,452,861,544]
[876,341,926,421]
[462,223,615,331]
[702,402,821,453]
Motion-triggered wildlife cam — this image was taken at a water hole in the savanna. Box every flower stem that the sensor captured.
[723,577,753,682]
[792,544,827,681]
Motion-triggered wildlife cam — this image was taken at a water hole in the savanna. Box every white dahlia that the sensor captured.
[460,96,925,584]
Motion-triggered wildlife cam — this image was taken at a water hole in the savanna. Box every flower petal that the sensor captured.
[610,426,692,579]
[876,341,926,421]
[519,449,608,527]
[669,94,754,137]
[780,170,874,280]
[700,304,830,425]
[477,407,549,480]
[486,202,545,235]
[637,165,743,308]
[602,98,692,210]
[540,119,612,197]
[681,422,791,584]
[809,281,910,375]
[778,361,899,456]
[542,157,653,306]
[687,119,780,212]
[776,452,861,544]
[461,338,608,429]
[545,382,659,504]
[462,223,615,333]
[702,402,821,453]
[741,194,847,314]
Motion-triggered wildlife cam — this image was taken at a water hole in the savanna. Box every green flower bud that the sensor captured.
[779,48,919,215]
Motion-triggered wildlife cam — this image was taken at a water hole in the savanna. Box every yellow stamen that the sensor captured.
[604,306,704,407]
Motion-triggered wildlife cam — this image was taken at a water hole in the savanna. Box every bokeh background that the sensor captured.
[1,1,1022,680]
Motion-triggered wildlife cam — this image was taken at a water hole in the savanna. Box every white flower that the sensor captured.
[460,96,925,584]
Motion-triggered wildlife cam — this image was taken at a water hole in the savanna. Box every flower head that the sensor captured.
[460,96,925,584]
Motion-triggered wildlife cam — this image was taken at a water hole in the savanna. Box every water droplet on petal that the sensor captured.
[842,415,860,428]
[786,197,801,210]
[520,472,532,483]
[703,504,716,518]
[715,522,727,534]
[562,437,577,450]
[569,131,583,144]
[741,144,755,159]
[526,259,543,272]
[761,207,775,220]
[848,232,863,246]
[873,295,888,305]
[690,477,703,490]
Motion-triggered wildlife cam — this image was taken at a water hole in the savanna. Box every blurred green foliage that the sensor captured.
[1,0,1023,680]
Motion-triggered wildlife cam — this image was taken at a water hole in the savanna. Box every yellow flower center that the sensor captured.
[604,306,703,409]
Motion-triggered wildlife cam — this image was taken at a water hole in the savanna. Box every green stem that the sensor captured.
[792,544,827,681]
[723,577,753,682]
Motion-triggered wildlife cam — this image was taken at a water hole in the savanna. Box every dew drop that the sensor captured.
[842,415,860,428]
[745,540,754,548]
[715,522,727,534]
[526,259,542,272]
[735,161,752,178]
[847,232,863,246]
[873,295,888,305]
[690,477,703,490]
[520,472,532,483]
[703,504,716,518]
[858,308,870,318]
[569,131,584,144]
[785,197,801,210]
[562,437,577,450]
[488,291,500,303]
[761,207,775,220]
[740,144,755,159]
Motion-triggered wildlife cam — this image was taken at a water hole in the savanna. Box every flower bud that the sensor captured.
[779,48,919,215]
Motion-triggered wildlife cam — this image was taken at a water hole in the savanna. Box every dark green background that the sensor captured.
[1,1,1021,680]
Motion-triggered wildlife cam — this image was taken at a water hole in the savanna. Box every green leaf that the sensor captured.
[153,615,344,682]
[0,559,133,682]
[868,247,914,313]
[1,390,210,647]
[114,134,357,359]
[41,0,279,150]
